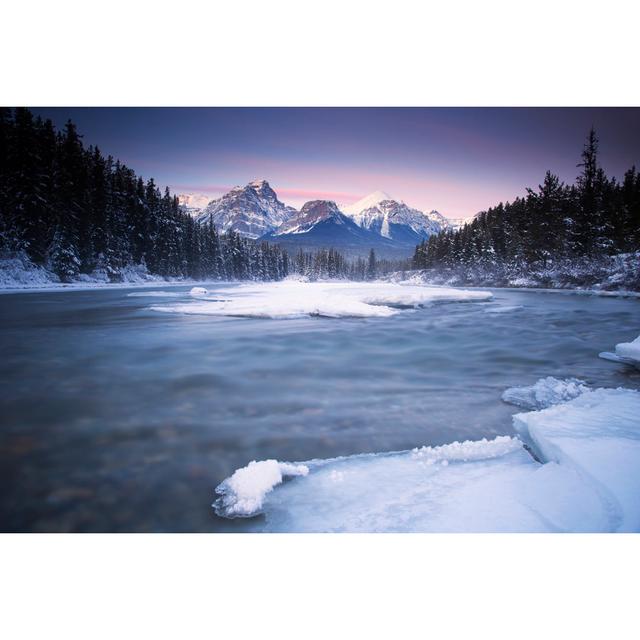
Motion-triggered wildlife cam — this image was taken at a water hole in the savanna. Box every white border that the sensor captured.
[1,1,639,638]
[1,1,639,106]
[1,535,638,639]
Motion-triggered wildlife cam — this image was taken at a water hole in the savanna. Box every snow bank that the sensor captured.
[213,460,309,518]
[150,281,492,319]
[0,250,168,291]
[0,250,59,287]
[214,388,640,532]
[502,377,590,410]
[513,388,640,532]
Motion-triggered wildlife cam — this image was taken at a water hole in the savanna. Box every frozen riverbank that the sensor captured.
[391,252,640,294]
[214,385,640,532]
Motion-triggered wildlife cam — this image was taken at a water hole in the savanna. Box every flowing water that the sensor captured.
[0,283,638,531]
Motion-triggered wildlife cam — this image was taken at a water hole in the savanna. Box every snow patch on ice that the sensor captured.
[411,436,521,463]
[502,377,590,410]
[213,460,309,518]
[149,281,492,319]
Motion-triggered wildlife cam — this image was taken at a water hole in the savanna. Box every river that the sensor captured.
[0,282,638,531]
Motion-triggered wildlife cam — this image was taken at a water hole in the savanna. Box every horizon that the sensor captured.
[31,107,640,219]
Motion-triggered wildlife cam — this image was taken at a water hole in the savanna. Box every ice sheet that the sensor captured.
[513,387,640,532]
[150,281,493,319]
[215,389,640,532]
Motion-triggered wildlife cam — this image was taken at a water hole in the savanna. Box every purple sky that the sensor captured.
[32,108,640,218]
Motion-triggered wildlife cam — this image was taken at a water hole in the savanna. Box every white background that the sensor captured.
[1,1,639,638]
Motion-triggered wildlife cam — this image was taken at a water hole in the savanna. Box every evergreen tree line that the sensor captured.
[413,130,640,274]
[0,107,289,282]
[0,107,409,284]
[290,247,404,281]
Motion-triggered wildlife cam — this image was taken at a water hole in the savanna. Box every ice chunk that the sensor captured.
[513,388,640,532]
[150,281,492,319]
[189,286,208,296]
[599,333,640,368]
[213,459,309,518]
[214,436,611,532]
[233,437,555,532]
[615,334,640,366]
[502,377,590,410]
[598,351,628,364]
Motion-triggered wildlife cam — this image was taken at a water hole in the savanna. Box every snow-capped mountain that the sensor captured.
[274,200,356,236]
[263,200,393,255]
[192,181,451,257]
[177,193,214,210]
[195,179,296,239]
[342,191,447,245]
[447,214,477,230]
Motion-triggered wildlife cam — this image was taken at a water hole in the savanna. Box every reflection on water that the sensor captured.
[0,284,638,531]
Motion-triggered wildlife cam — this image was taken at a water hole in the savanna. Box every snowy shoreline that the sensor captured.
[2,277,639,298]
[213,342,640,532]
[0,279,220,296]
[214,382,640,532]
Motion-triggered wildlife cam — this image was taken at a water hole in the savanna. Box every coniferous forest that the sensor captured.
[1,109,638,289]
[412,130,640,288]
[0,107,291,282]
[0,107,401,284]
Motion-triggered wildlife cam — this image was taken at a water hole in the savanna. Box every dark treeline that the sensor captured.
[0,107,289,282]
[0,107,407,284]
[413,130,640,277]
[291,247,406,281]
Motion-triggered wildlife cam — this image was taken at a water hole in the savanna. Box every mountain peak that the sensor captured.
[195,180,295,239]
[342,190,395,216]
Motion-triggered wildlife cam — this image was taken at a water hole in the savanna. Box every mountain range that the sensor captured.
[187,180,463,258]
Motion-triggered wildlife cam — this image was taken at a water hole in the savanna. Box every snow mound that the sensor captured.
[0,250,59,287]
[513,388,640,532]
[502,377,590,410]
[213,460,309,518]
[149,281,492,319]
[189,287,208,296]
[411,436,522,463]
